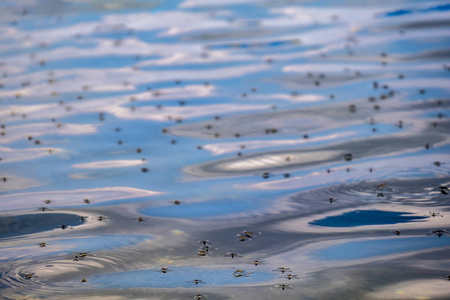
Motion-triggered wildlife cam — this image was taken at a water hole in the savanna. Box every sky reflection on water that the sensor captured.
[0,0,450,299]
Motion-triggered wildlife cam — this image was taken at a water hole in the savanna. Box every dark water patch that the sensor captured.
[399,48,450,61]
[390,20,450,30]
[169,103,379,140]
[0,213,81,238]
[309,210,427,227]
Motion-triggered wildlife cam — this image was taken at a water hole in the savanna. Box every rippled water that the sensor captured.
[1,0,449,299]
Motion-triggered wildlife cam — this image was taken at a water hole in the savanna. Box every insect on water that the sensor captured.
[273,284,292,290]
[250,260,265,266]
[273,267,291,273]
[159,267,172,273]
[188,279,205,285]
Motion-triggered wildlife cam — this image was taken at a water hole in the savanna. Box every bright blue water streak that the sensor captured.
[310,210,428,227]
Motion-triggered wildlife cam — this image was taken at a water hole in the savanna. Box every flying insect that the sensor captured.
[282,274,299,280]
[273,284,292,290]
[428,230,446,238]
[273,267,291,273]
[428,212,443,217]
[232,268,252,277]
[438,186,448,195]
[225,252,242,258]
[159,267,172,273]
[392,230,406,236]
[188,279,205,284]
[250,260,265,266]
[21,273,38,279]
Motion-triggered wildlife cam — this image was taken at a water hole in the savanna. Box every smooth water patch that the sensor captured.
[140,199,257,218]
[309,210,428,228]
[0,234,150,260]
[314,236,450,260]
[0,213,82,238]
[90,267,275,288]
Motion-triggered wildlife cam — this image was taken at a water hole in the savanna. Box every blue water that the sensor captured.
[314,236,450,260]
[310,210,428,227]
[0,0,449,298]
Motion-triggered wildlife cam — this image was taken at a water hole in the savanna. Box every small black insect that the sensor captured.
[273,284,292,290]
[282,273,299,280]
[225,252,242,258]
[21,273,38,279]
[439,186,448,195]
[428,230,446,238]
[159,267,172,273]
[250,260,265,266]
[344,153,353,161]
[273,267,291,273]
[188,279,205,285]
[392,230,405,236]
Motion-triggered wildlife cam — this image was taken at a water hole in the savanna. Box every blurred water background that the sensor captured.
[0,0,449,299]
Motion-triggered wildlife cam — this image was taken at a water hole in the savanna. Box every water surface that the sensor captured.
[1,0,450,299]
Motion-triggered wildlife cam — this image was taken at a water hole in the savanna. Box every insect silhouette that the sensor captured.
[78,216,88,222]
[197,240,212,246]
[201,245,217,253]
[38,207,52,212]
[159,267,172,273]
[344,153,353,161]
[81,278,87,282]
[73,251,92,261]
[232,268,253,277]
[328,197,335,203]
[97,215,107,221]
[392,230,406,236]
[194,294,206,300]
[37,242,50,247]
[428,212,443,217]
[439,186,448,195]
[376,183,386,197]
[170,200,183,205]
[273,284,292,290]
[21,273,38,279]
[236,230,260,241]
[282,274,299,280]
[188,279,205,284]
[250,260,265,266]
[225,252,242,258]
[273,267,291,273]
[428,230,446,238]
[83,199,91,204]
[59,225,71,230]
[196,249,208,257]
[133,217,147,222]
